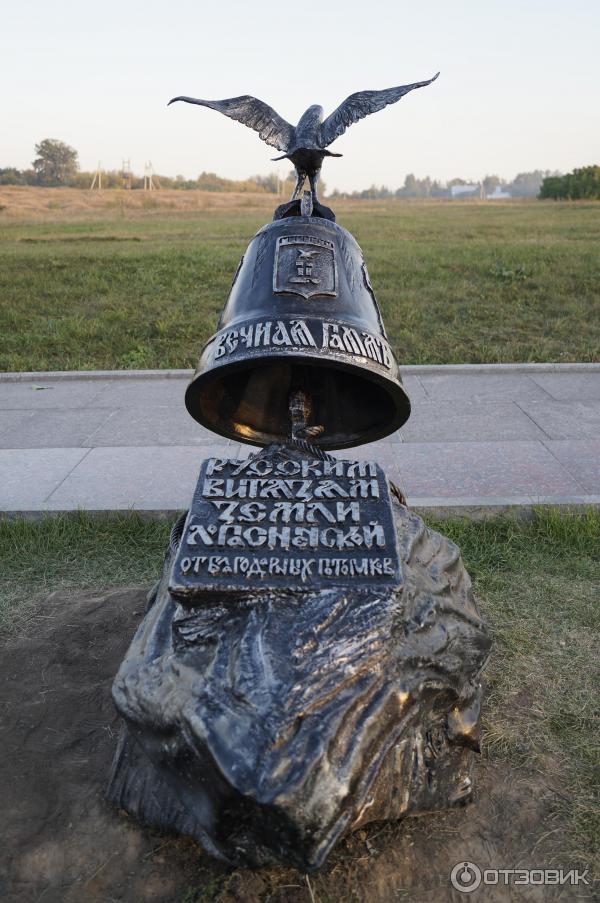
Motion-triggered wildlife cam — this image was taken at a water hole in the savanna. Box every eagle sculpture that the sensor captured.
[169,74,439,203]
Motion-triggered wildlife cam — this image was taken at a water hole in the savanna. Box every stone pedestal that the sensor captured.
[107,444,490,870]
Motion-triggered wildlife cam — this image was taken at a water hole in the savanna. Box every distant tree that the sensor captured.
[70,168,129,189]
[196,170,277,193]
[539,165,600,200]
[0,167,27,185]
[508,170,554,197]
[252,173,279,193]
[396,174,435,198]
[365,184,391,198]
[196,171,238,192]
[399,173,420,197]
[538,176,563,199]
[482,174,503,195]
[33,139,79,186]
[429,179,447,198]
[169,174,201,190]
[0,167,38,185]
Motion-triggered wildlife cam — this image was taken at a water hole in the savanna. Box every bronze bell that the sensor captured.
[185,212,410,449]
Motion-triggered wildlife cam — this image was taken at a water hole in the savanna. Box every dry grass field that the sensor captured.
[0,186,599,370]
[0,185,278,218]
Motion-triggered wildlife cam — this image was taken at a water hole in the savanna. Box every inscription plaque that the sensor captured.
[169,443,402,603]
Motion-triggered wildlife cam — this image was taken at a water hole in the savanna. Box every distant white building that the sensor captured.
[450,184,480,198]
[486,186,512,200]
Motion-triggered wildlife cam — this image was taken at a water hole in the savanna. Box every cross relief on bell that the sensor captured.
[291,250,318,283]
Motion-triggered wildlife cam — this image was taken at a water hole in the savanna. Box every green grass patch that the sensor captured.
[0,507,598,869]
[0,513,170,634]
[436,507,600,870]
[0,201,599,370]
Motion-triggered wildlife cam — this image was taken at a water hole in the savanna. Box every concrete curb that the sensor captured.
[0,369,194,382]
[3,497,599,521]
[410,496,600,519]
[1,363,599,382]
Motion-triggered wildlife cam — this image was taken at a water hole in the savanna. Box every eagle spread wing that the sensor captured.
[168,94,295,152]
[319,73,439,147]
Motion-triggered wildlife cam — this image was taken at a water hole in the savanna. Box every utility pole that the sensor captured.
[90,162,103,190]
[143,161,160,190]
[122,158,132,190]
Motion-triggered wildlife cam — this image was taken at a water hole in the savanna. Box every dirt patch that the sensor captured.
[0,588,587,902]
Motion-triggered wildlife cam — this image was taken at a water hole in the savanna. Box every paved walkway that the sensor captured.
[0,364,598,516]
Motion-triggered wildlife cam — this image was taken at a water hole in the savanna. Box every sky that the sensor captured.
[1,0,599,193]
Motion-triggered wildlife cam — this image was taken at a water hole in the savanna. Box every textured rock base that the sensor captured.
[107,493,491,871]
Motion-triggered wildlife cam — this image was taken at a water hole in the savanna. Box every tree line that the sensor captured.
[330,170,562,199]
[1,139,598,200]
[0,139,298,194]
[538,166,600,200]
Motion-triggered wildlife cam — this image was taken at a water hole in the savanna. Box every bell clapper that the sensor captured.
[289,390,324,442]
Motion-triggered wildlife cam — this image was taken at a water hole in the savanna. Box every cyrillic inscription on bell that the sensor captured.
[274,235,337,300]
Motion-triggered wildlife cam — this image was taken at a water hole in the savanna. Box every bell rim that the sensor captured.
[185,350,411,451]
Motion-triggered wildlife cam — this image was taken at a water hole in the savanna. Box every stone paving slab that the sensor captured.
[543,440,600,493]
[518,400,600,440]
[44,445,236,511]
[529,371,600,401]
[398,375,430,405]
[416,372,551,403]
[0,364,598,516]
[0,448,89,508]
[391,441,585,499]
[92,378,187,408]
[0,409,115,449]
[0,380,107,410]
[398,402,547,443]
[0,410,36,441]
[82,406,219,447]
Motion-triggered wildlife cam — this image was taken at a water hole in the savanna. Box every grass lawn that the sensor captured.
[1,508,598,879]
[0,191,599,370]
